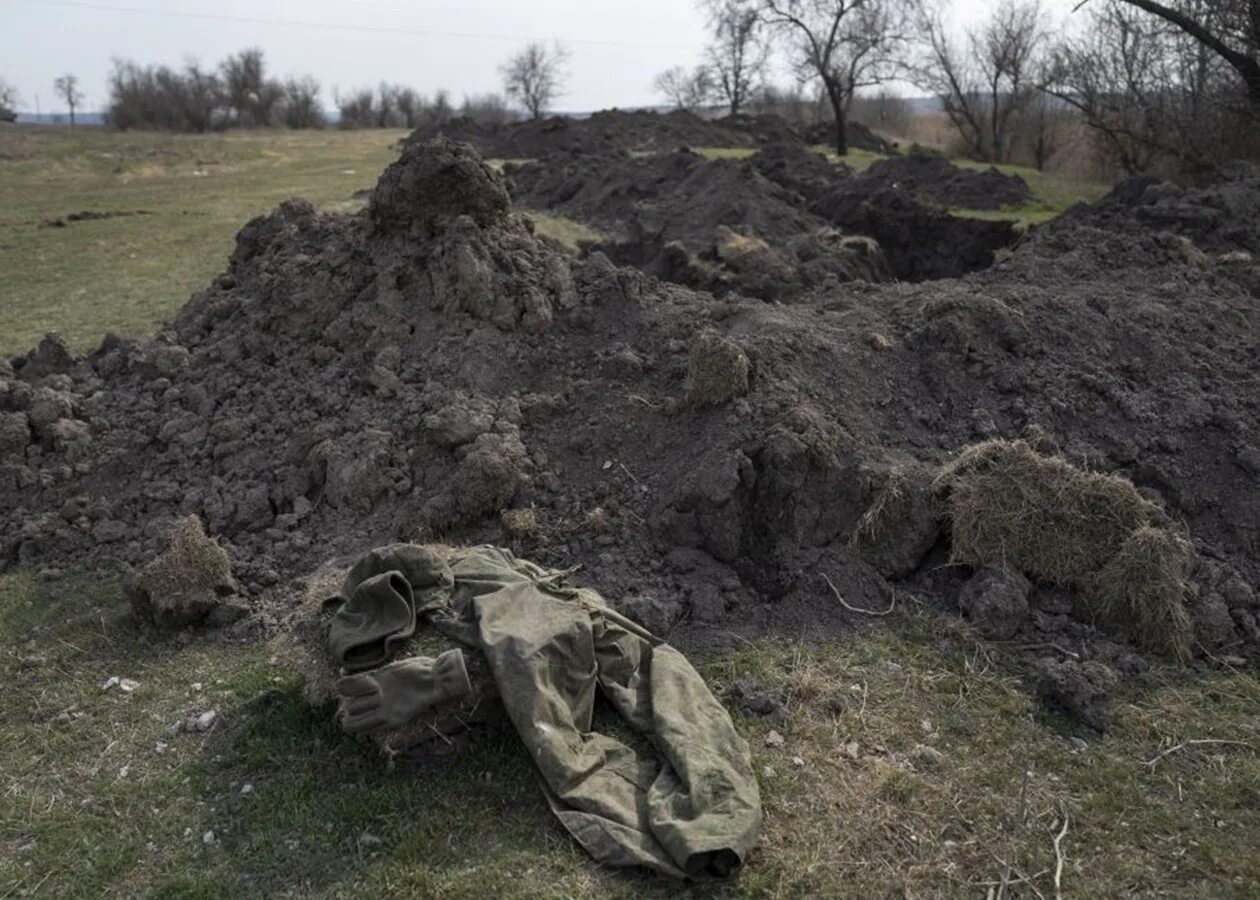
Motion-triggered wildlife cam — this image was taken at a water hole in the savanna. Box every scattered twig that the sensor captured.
[1143,738,1257,769]
[617,461,642,487]
[1019,642,1080,659]
[1053,807,1070,900]
[627,394,661,410]
[821,573,896,616]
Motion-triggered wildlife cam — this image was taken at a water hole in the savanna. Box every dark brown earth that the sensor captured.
[408,109,893,160]
[3,135,1259,728]
[859,154,1032,210]
[507,142,1018,293]
[507,147,888,301]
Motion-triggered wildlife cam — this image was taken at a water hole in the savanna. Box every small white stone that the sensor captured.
[240,783,253,795]
[191,682,204,692]
[101,676,120,691]
[118,765,129,778]
[763,729,785,748]
[195,711,218,732]
[791,756,806,768]
[202,830,216,846]
[154,742,168,754]
[119,679,139,694]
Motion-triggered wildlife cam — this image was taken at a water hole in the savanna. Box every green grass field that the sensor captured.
[1,127,1256,898]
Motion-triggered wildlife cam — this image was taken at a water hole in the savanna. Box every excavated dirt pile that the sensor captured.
[859,154,1032,210]
[508,142,1014,292]
[407,109,802,159]
[508,147,888,300]
[2,137,1259,705]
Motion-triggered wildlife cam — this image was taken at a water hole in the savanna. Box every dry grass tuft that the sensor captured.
[269,566,346,708]
[685,329,751,407]
[500,507,540,540]
[129,515,237,628]
[1087,526,1195,660]
[934,438,1194,658]
[852,466,911,547]
[714,225,772,259]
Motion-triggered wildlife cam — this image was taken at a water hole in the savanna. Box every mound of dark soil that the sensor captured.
[747,143,854,203]
[860,154,1032,210]
[1059,165,1260,257]
[803,120,897,155]
[2,137,1258,674]
[408,109,797,160]
[509,148,888,300]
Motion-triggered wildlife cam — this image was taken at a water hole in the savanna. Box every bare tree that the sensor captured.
[53,73,84,125]
[913,0,1047,162]
[703,0,770,115]
[1044,0,1248,174]
[219,48,282,125]
[1109,0,1260,112]
[335,88,377,129]
[282,77,323,129]
[500,42,570,120]
[1021,91,1069,170]
[428,88,454,126]
[849,88,913,133]
[460,93,516,125]
[176,60,222,132]
[0,77,19,118]
[756,0,913,155]
[375,82,399,128]
[394,87,422,128]
[653,66,713,112]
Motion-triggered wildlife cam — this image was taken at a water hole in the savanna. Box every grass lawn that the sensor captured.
[2,126,1255,898]
[0,126,409,357]
[3,571,1257,898]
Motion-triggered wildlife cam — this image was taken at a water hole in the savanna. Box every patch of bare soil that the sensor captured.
[2,137,1258,729]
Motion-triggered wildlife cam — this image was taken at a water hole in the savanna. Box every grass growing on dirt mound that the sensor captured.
[4,571,1258,898]
[934,437,1195,659]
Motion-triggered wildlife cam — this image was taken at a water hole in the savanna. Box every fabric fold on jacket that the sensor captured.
[325,543,761,880]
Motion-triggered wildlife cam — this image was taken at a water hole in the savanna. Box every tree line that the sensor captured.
[658,0,1259,175]
[96,46,562,132]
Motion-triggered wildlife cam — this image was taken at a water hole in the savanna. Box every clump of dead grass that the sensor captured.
[501,507,540,540]
[1087,526,1195,661]
[685,329,751,407]
[269,566,346,708]
[128,515,237,628]
[934,437,1194,659]
[714,225,772,260]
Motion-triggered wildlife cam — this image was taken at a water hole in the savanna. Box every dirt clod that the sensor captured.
[1034,657,1118,732]
[957,567,1031,640]
[128,516,241,629]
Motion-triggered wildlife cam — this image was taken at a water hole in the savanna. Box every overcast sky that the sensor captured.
[3,0,1084,115]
